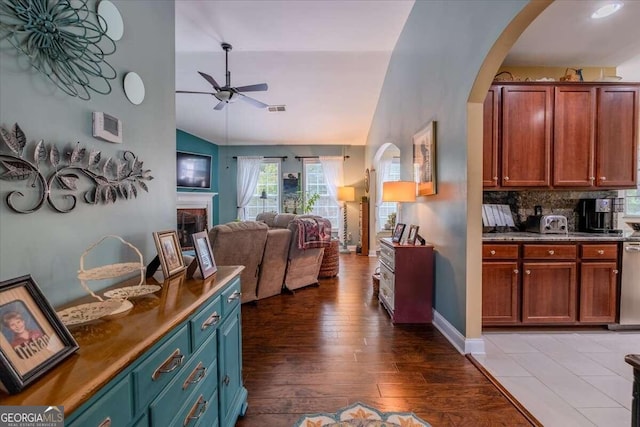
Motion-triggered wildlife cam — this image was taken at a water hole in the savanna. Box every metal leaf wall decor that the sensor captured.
[0,0,117,100]
[0,123,154,214]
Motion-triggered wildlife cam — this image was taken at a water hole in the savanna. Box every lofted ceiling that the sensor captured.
[175,0,640,147]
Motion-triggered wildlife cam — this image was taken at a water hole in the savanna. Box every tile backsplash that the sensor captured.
[483,190,619,231]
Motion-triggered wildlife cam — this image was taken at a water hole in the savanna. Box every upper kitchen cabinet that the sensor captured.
[596,86,639,188]
[484,82,640,190]
[501,85,552,187]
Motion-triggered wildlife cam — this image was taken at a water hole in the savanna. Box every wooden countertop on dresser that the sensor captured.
[0,265,244,414]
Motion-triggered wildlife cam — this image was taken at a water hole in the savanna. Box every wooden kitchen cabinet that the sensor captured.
[483,261,519,325]
[553,85,596,187]
[522,261,577,324]
[482,86,500,188]
[501,85,552,187]
[596,86,639,188]
[579,243,619,323]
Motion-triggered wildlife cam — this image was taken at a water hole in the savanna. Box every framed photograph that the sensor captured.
[407,225,420,245]
[413,120,437,196]
[153,230,186,278]
[0,275,78,394]
[192,231,217,279]
[392,223,406,243]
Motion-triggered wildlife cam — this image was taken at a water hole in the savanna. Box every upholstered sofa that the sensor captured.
[255,212,327,292]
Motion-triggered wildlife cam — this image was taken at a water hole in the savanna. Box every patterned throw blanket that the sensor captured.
[295,217,332,249]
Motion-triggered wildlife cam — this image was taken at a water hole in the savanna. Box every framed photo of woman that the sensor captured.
[0,275,78,394]
[392,223,406,243]
[153,230,186,278]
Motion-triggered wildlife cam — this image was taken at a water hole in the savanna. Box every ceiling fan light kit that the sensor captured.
[176,42,269,110]
[591,2,624,19]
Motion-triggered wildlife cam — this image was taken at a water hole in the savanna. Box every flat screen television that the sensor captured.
[176,151,212,189]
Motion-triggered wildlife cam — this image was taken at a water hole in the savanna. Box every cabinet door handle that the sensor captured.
[183,395,208,427]
[98,417,111,427]
[513,269,519,274]
[152,349,184,380]
[490,250,496,255]
[223,374,230,386]
[183,362,207,390]
[613,269,619,274]
[525,270,531,275]
[600,176,607,181]
[504,176,510,181]
[493,176,498,181]
[227,290,242,303]
[597,250,605,255]
[548,250,555,255]
[589,176,595,182]
[201,311,220,330]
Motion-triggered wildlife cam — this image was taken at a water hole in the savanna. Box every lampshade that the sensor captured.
[260,190,267,199]
[336,186,356,202]
[382,181,416,202]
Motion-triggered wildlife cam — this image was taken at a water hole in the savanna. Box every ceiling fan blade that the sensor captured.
[176,90,215,95]
[213,100,226,110]
[239,94,268,109]
[198,71,221,91]
[233,83,268,93]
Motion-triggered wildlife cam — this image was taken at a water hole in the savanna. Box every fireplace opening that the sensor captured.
[177,208,207,250]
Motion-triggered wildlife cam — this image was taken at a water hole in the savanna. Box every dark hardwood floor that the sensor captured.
[237,253,532,426]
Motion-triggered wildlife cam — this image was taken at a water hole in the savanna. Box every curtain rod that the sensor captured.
[232,156,287,161]
[294,156,350,161]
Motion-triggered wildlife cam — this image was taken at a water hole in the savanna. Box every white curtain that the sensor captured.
[376,159,392,207]
[319,156,344,237]
[236,156,263,220]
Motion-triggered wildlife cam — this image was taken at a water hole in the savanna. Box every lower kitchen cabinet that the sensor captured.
[580,262,619,323]
[482,261,519,325]
[522,262,577,324]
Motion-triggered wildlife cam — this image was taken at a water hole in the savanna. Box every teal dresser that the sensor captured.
[0,266,247,427]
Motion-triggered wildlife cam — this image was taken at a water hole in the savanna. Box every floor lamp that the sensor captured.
[337,186,355,254]
[260,190,268,212]
[382,181,416,228]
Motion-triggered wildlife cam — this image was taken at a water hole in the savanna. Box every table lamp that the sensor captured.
[337,186,356,253]
[382,181,416,226]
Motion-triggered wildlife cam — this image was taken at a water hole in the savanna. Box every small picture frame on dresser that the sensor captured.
[192,231,217,279]
[407,225,419,245]
[392,223,406,243]
[0,275,79,394]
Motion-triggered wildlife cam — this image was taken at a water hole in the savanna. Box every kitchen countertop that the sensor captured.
[482,232,640,242]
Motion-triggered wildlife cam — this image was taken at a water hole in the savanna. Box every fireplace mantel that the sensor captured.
[176,192,217,229]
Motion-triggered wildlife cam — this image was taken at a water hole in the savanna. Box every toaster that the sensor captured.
[526,215,568,234]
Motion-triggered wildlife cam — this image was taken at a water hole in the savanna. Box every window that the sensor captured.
[625,157,640,217]
[303,160,339,229]
[378,159,401,231]
[244,160,280,221]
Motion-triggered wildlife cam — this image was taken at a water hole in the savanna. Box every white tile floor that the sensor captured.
[474,332,640,427]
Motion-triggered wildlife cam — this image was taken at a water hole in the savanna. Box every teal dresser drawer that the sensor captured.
[194,389,219,427]
[190,295,222,351]
[171,360,219,427]
[68,376,132,427]
[149,333,218,426]
[221,277,241,316]
[132,324,190,411]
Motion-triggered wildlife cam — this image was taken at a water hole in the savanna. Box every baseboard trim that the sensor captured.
[432,309,485,355]
[467,354,543,427]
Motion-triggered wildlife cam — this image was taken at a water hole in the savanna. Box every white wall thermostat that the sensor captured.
[92,112,122,143]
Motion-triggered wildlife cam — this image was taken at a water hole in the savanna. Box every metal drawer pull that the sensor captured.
[98,417,111,427]
[513,269,519,274]
[525,270,531,275]
[597,250,605,255]
[182,362,207,390]
[223,374,230,385]
[490,250,496,255]
[227,290,242,303]
[504,176,510,181]
[201,311,220,330]
[152,349,184,380]
[600,176,606,181]
[626,246,640,252]
[183,395,208,426]
[493,176,498,181]
[548,250,555,255]
[613,270,619,274]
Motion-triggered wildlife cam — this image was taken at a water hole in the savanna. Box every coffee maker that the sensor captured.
[577,198,624,234]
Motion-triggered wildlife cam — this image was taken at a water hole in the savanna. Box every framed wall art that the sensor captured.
[152,230,186,278]
[192,231,217,279]
[0,275,79,394]
[392,223,406,243]
[413,121,437,196]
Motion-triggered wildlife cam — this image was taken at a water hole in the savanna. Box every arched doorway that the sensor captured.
[371,143,401,254]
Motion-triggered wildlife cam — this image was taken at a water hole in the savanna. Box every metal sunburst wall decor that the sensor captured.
[0,0,117,100]
[0,123,153,214]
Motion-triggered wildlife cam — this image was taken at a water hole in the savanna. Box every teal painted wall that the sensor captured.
[176,130,220,224]
[366,0,527,335]
[0,1,176,306]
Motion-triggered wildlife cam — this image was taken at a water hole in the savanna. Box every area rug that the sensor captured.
[293,402,431,427]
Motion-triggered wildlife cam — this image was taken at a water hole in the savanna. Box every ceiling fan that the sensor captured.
[176,42,269,110]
